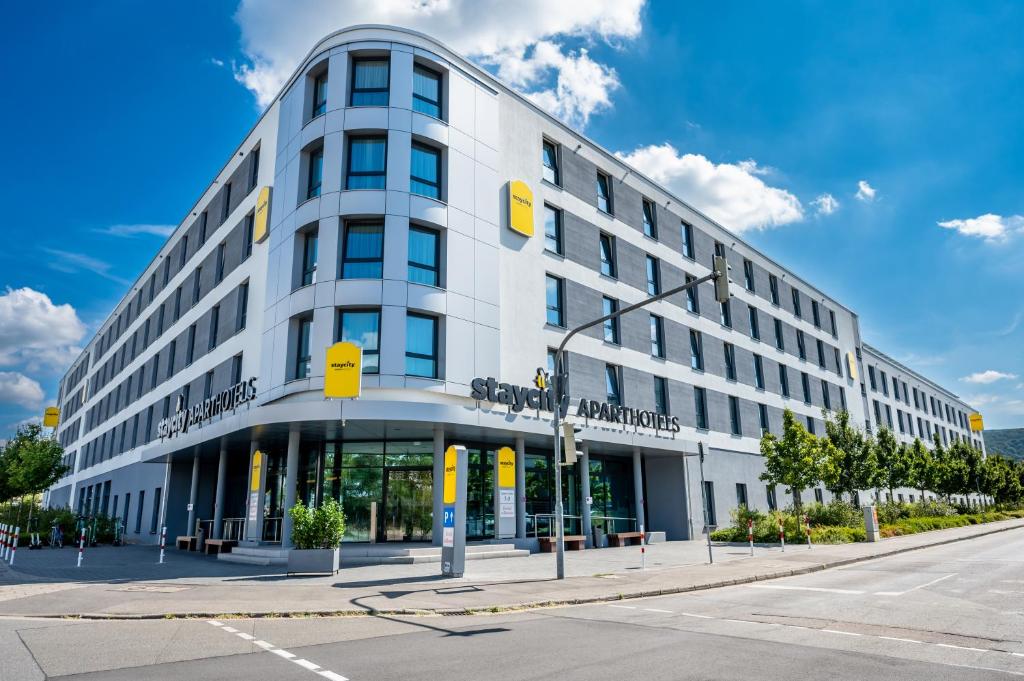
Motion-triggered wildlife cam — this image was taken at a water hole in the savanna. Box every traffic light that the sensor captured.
[713,255,730,304]
[562,421,582,465]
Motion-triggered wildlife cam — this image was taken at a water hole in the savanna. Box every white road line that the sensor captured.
[254,640,274,650]
[723,619,756,624]
[822,629,861,637]
[207,617,351,680]
[236,632,255,641]
[1012,653,1024,658]
[318,672,350,681]
[221,626,239,633]
[879,636,923,644]
[936,643,987,652]
[607,604,637,610]
[874,573,957,597]
[293,659,321,671]
[643,608,673,613]
[747,584,865,595]
[678,612,714,619]
[207,620,223,627]
[271,649,296,660]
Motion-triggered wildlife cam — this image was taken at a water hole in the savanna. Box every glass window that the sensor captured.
[599,233,616,277]
[596,171,612,213]
[822,379,832,410]
[769,274,780,305]
[743,259,755,292]
[779,364,790,397]
[412,64,441,117]
[237,282,249,331]
[685,275,699,313]
[605,364,621,406]
[311,72,328,117]
[295,317,312,379]
[186,324,196,365]
[405,313,438,378]
[342,222,384,278]
[544,204,562,254]
[694,387,708,429]
[410,143,441,199]
[301,230,318,286]
[545,274,564,326]
[602,297,619,344]
[829,309,838,337]
[759,404,770,435]
[724,342,737,380]
[646,255,660,295]
[542,140,560,185]
[754,354,765,389]
[817,339,826,369]
[642,199,657,238]
[774,318,784,350]
[215,242,226,283]
[720,299,732,328]
[307,146,324,199]
[654,376,669,414]
[209,305,219,350]
[797,330,806,360]
[681,222,694,259]
[807,416,816,434]
[690,330,704,370]
[351,58,389,106]
[749,305,760,340]
[801,371,811,404]
[650,314,665,358]
[792,287,802,318]
[812,300,821,328]
[339,309,380,374]
[408,226,440,286]
[347,136,386,190]
[729,396,741,435]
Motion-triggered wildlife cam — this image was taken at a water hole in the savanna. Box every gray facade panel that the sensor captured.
[563,211,598,270]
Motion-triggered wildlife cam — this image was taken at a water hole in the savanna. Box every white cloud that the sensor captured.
[232,0,645,127]
[95,224,175,238]
[937,213,1024,244]
[0,287,86,374]
[811,193,839,216]
[42,248,131,286]
[614,143,804,232]
[0,372,45,409]
[209,57,225,68]
[855,180,876,202]
[961,370,1018,385]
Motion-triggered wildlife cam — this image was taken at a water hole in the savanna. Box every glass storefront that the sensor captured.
[588,457,636,534]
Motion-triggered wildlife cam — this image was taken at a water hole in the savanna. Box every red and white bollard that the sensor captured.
[8,527,19,567]
[639,523,646,570]
[1,523,7,561]
[77,529,85,567]
[158,526,167,564]
[748,519,754,556]
[779,519,786,552]
[805,515,812,549]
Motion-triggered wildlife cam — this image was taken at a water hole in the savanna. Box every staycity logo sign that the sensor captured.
[158,377,258,439]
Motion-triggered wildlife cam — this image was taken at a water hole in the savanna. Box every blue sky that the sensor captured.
[1,1,1022,434]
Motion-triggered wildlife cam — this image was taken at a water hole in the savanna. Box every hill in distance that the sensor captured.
[984,428,1024,461]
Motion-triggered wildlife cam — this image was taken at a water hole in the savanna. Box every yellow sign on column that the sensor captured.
[443,446,458,504]
[324,342,363,398]
[253,186,271,244]
[43,406,60,428]
[250,450,263,492]
[497,446,516,488]
[969,413,984,432]
[507,180,534,237]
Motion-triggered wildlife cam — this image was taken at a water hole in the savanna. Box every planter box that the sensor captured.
[287,547,340,575]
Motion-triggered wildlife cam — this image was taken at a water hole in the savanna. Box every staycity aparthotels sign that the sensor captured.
[158,377,258,439]
[470,372,681,433]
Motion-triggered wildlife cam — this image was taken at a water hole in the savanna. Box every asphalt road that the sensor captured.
[3,528,1023,680]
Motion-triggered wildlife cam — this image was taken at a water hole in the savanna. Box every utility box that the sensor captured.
[862,505,880,542]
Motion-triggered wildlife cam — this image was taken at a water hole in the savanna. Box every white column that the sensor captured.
[212,438,228,539]
[244,440,264,543]
[515,435,526,539]
[186,449,200,536]
[580,443,592,547]
[632,449,646,535]
[281,428,300,548]
[432,427,445,546]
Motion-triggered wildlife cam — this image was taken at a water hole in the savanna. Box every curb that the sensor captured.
[8,519,1024,621]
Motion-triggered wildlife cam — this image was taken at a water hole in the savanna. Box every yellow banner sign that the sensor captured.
[324,342,362,398]
[253,186,271,244]
[497,446,515,488]
[250,450,263,492]
[508,180,534,237]
[43,406,60,428]
[443,446,458,505]
[846,352,858,380]
[969,413,984,432]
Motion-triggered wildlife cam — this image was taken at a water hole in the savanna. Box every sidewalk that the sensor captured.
[1,518,1022,619]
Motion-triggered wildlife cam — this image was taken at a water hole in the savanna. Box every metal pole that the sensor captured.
[551,361,566,580]
[698,442,712,565]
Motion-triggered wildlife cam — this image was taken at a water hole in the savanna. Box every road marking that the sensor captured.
[221,626,239,633]
[293,659,321,671]
[822,629,862,636]
[318,672,350,681]
[271,649,296,660]
[643,608,673,613]
[678,612,714,619]
[937,643,987,652]
[206,620,349,680]
[747,584,865,595]
[608,604,636,610]
[254,640,274,650]
[208,620,223,627]
[236,632,255,641]
[875,573,957,597]
[879,636,923,644]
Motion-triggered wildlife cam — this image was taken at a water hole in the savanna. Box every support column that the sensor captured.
[632,449,646,535]
[515,435,526,540]
[244,440,265,543]
[281,428,300,548]
[186,449,200,536]
[432,427,445,546]
[212,438,227,539]
[580,443,593,547]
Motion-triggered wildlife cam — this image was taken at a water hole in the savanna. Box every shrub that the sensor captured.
[803,500,861,528]
[289,499,346,550]
[810,525,865,543]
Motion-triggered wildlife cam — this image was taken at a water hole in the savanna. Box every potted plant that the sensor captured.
[286,499,345,575]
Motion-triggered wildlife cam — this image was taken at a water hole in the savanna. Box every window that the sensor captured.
[546,275,564,326]
[346,136,387,189]
[192,267,202,304]
[703,480,716,527]
[311,71,328,117]
[646,255,661,295]
[249,147,260,190]
[215,242,226,283]
[748,305,760,340]
[412,64,441,117]
[199,211,208,245]
[300,230,318,286]
[231,353,243,385]
[653,376,669,414]
[605,364,622,406]
[720,298,732,328]
[728,396,742,435]
[766,484,777,510]
[243,214,254,260]
[237,282,249,331]
[341,222,384,278]
[801,371,811,404]
[759,404,770,435]
[410,143,441,199]
[779,365,790,397]
[814,488,824,504]
[650,314,665,358]
[822,380,831,410]
[642,198,657,238]
[544,204,562,254]
[163,258,171,286]
[174,285,183,321]
[816,339,826,369]
[685,275,699,313]
[898,410,906,434]
[736,483,748,508]
[221,183,232,223]
[681,222,694,259]
[690,330,704,370]
[541,140,560,185]
[150,487,161,534]
[791,287,802,318]
[769,274,780,305]
[180,235,188,268]
[135,489,145,533]
[724,342,737,380]
[834,348,842,375]
[806,416,816,434]
[408,226,440,286]
[185,324,196,365]
[869,366,877,391]
[203,370,213,399]
[754,354,765,389]
[306,146,324,199]
[602,297,620,344]
[596,171,613,213]
[694,387,708,430]
[743,259,755,291]
[338,309,380,374]
[294,317,312,379]
[885,404,893,429]
[829,309,837,337]
[208,305,219,350]
[599,233,617,277]
[797,330,806,360]
[812,300,821,328]
[881,370,889,396]
[351,57,389,106]
[406,313,438,378]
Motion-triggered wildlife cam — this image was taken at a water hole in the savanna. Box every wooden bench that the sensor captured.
[607,531,644,547]
[538,535,586,552]
[203,539,236,556]
[176,536,197,551]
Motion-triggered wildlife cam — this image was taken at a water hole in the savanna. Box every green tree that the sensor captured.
[931,433,968,500]
[3,423,67,499]
[872,427,908,501]
[905,438,934,499]
[760,409,830,509]
[823,409,875,501]
[982,454,1022,504]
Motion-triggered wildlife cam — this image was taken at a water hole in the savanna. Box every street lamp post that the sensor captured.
[680,442,713,564]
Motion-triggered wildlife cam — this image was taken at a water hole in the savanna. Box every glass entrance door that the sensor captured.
[380,468,433,542]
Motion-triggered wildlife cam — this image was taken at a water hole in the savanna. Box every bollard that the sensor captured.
[779,519,785,552]
[748,519,754,556]
[9,527,18,567]
[158,526,167,564]
[1,523,7,561]
[640,523,646,570]
[77,529,85,567]
[805,515,812,549]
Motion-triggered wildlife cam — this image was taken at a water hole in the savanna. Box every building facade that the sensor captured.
[45,25,986,547]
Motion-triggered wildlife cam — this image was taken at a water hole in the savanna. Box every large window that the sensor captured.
[797,330,807,360]
[759,404,770,435]
[351,57,389,106]
[599,232,616,277]
[685,275,699,313]
[295,317,312,379]
[307,146,324,199]
[342,222,384,278]
[300,230,318,286]
[642,198,657,238]
[602,297,619,344]
[346,136,387,190]
[338,309,380,374]
[605,364,622,406]
[792,287,802,318]
[769,274,780,305]
[690,330,704,370]
[650,314,665,358]
[542,140,560,185]
[311,71,328,117]
[754,354,765,389]
[596,171,613,214]
[749,305,760,340]
[410,143,441,199]
[646,255,661,295]
[681,222,694,259]
[812,300,821,328]
[544,204,562,255]
[654,376,669,415]
[720,299,732,328]
[412,64,442,117]
[694,387,708,430]
[408,226,440,286]
[774,318,784,350]
[729,396,742,435]
[724,341,737,380]
[545,274,564,326]
[743,259,755,292]
[405,313,438,378]
[779,364,790,397]
[801,371,811,404]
